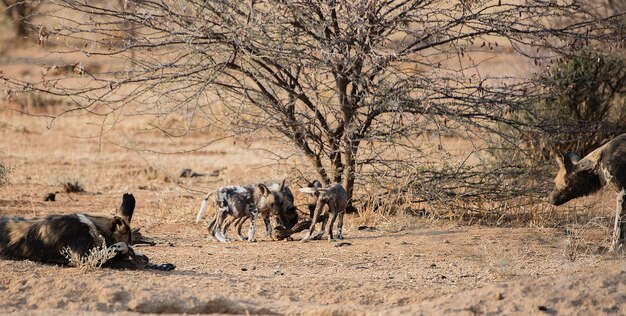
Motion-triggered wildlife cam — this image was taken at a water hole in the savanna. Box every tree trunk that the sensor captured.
[7,2,33,37]
[343,143,357,213]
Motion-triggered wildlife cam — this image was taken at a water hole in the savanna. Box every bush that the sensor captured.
[530,47,626,158]
[0,162,9,186]
[1,0,41,37]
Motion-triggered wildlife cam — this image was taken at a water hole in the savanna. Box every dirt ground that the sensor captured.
[0,113,624,315]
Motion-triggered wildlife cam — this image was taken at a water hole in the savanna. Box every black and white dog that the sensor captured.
[196,180,297,242]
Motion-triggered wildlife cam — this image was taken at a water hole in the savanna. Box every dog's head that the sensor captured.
[256,183,281,215]
[109,216,133,245]
[259,181,299,229]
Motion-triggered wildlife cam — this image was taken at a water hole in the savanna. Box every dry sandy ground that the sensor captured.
[0,113,624,315]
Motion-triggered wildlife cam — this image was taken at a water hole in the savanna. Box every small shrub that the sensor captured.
[60,239,116,271]
[0,161,9,186]
[60,178,85,193]
[1,0,42,37]
[528,47,626,159]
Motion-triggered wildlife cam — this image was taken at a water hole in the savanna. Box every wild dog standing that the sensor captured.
[230,181,299,239]
[299,182,348,242]
[272,180,324,241]
[549,133,626,252]
[0,193,175,270]
[195,183,286,242]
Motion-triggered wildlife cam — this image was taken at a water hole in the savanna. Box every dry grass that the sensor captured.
[157,194,198,224]
[563,216,614,261]
[58,177,85,193]
[0,161,9,186]
[60,240,116,271]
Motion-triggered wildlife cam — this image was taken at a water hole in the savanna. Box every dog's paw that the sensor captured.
[148,263,176,271]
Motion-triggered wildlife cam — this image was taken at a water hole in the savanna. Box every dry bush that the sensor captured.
[127,166,172,183]
[1,0,42,37]
[0,161,9,186]
[60,240,115,271]
[524,47,626,160]
[58,177,85,193]
[563,217,613,261]
[5,91,67,109]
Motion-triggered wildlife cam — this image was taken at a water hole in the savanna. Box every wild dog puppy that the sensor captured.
[196,183,286,242]
[549,133,626,252]
[299,182,348,242]
[0,193,175,270]
[230,181,299,239]
[306,180,323,219]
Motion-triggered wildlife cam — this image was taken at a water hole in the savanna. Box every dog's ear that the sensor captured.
[280,179,286,191]
[117,193,135,223]
[258,184,271,196]
[312,180,322,189]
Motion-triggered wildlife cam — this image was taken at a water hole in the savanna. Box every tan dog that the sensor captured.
[549,133,626,252]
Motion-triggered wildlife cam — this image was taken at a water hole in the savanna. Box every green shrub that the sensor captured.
[526,47,626,160]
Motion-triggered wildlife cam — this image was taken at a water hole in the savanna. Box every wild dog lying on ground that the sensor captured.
[196,181,293,242]
[549,133,626,252]
[299,182,348,242]
[0,193,175,270]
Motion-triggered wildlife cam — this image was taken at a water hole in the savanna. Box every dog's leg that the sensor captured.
[214,207,230,242]
[207,214,218,241]
[101,243,146,270]
[103,243,175,271]
[302,202,323,242]
[146,262,176,271]
[247,208,258,242]
[263,212,273,238]
[314,207,329,240]
[610,189,626,253]
[221,216,235,241]
[235,216,249,241]
[327,209,339,241]
[337,209,345,240]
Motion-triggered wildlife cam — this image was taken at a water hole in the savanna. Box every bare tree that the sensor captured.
[3,0,625,209]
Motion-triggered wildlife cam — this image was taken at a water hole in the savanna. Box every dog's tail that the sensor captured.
[300,187,330,194]
[195,191,214,224]
[299,187,319,194]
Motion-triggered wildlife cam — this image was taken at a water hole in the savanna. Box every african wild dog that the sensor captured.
[195,181,291,242]
[228,181,299,239]
[0,193,175,270]
[271,180,324,241]
[549,133,626,252]
[299,182,348,242]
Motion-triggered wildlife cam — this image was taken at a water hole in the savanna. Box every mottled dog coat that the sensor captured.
[196,181,293,242]
[0,193,175,270]
[228,181,299,240]
[299,182,348,242]
[549,133,626,252]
